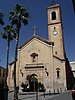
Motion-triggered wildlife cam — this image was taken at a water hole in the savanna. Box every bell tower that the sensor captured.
[47,4,65,59]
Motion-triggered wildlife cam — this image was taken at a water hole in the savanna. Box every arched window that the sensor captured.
[56,68,60,78]
[52,11,56,20]
[57,70,59,78]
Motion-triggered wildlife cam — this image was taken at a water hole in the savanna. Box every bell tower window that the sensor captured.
[52,11,56,20]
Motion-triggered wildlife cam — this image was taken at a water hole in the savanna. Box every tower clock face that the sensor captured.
[53,31,58,35]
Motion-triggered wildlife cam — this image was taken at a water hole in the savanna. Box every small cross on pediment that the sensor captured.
[32,26,38,35]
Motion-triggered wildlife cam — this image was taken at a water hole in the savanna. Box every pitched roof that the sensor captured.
[19,34,54,49]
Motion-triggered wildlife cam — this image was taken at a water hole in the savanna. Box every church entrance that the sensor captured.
[27,74,38,92]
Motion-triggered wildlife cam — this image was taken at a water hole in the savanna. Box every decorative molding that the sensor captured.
[53,55,65,61]
[25,66,44,69]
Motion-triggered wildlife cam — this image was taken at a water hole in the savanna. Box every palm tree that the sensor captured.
[0,11,4,67]
[1,25,16,85]
[9,4,29,100]
[1,25,16,100]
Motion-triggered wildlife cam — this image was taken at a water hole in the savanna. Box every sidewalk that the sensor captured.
[8,91,73,100]
[8,91,55,100]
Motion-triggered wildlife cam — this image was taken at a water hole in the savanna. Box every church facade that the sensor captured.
[7,4,73,93]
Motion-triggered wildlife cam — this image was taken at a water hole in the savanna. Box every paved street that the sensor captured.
[8,91,55,100]
[8,91,73,100]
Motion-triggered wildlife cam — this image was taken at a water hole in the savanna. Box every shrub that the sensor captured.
[38,82,45,92]
[21,83,30,92]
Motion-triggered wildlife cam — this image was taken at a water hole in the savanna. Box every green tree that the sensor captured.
[1,25,16,100]
[0,11,17,100]
[38,82,45,92]
[9,4,29,100]
[1,25,16,86]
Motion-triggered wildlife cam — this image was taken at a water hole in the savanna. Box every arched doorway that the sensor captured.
[26,74,38,91]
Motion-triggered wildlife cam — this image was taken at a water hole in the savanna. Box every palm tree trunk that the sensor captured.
[4,36,10,100]
[13,33,19,100]
[13,21,20,100]
[5,38,10,86]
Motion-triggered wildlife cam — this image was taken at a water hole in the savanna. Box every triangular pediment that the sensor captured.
[19,34,54,49]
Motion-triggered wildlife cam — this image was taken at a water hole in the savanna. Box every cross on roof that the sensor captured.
[32,26,38,35]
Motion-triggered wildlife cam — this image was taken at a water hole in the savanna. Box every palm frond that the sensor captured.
[3,25,12,32]
[21,7,28,14]
[0,13,3,17]
[23,12,29,18]
[0,18,4,25]
[0,12,4,24]
[15,4,21,12]
[22,19,28,25]
[9,11,17,20]
[9,4,29,27]
[21,12,29,25]
[11,19,18,25]
[1,32,7,39]
[3,25,17,38]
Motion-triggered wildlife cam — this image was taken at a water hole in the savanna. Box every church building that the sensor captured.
[7,3,74,93]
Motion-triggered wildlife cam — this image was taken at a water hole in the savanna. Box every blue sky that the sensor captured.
[0,0,75,67]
